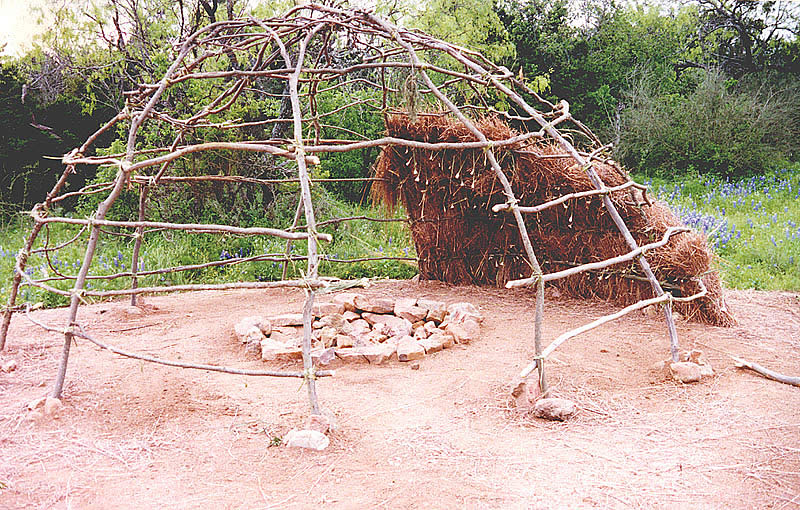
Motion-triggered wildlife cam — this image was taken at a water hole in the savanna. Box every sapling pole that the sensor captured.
[130,185,148,306]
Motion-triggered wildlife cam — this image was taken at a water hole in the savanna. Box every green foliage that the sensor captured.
[645,164,800,291]
[618,70,800,177]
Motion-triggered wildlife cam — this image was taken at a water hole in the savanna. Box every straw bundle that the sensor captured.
[373,114,734,326]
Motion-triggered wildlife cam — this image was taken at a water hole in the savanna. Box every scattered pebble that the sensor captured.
[533,398,577,421]
[284,429,329,451]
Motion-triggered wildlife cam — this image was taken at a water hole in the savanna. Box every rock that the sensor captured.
[641,305,660,319]
[411,274,420,282]
[1,359,18,373]
[312,347,336,366]
[234,316,272,340]
[397,336,425,362]
[447,302,484,324]
[333,348,370,364]
[316,326,339,348]
[444,322,477,344]
[410,362,420,370]
[419,299,447,323]
[305,413,332,434]
[349,319,371,335]
[418,335,444,354]
[362,313,412,337]
[670,362,702,383]
[423,321,438,333]
[244,331,264,356]
[43,397,63,417]
[335,334,355,348]
[313,302,345,317]
[354,295,395,314]
[262,339,302,361]
[413,327,429,340]
[270,329,302,348]
[394,298,428,323]
[533,398,577,421]
[317,313,350,333]
[342,311,361,322]
[511,376,541,408]
[122,305,145,317]
[361,330,389,344]
[429,332,453,349]
[284,429,329,451]
[27,397,46,411]
[338,344,395,364]
[332,292,359,312]
[271,313,304,327]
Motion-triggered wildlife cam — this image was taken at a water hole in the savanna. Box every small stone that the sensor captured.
[410,362,420,370]
[234,316,272,340]
[122,306,145,317]
[447,302,484,324]
[410,274,420,282]
[317,313,350,334]
[359,330,389,344]
[349,319,371,335]
[313,302,345,317]
[362,313,412,337]
[444,322,477,344]
[418,335,444,354]
[423,302,447,323]
[271,313,304,327]
[305,413,332,434]
[533,398,577,421]
[511,376,541,409]
[243,327,266,356]
[1,360,18,373]
[43,397,63,417]
[333,348,370,364]
[312,347,336,366]
[270,329,301,348]
[332,293,359,312]
[262,339,302,361]
[429,332,453,349]
[423,321,438,333]
[394,298,428,323]
[413,327,429,340]
[342,311,361,321]
[284,429,329,451]
[354,295,395,314]
[316,326,339,348]
[27,396,46,411]
[412,320,426,330]
[397,336,425,362]
[670,362,702,383]
[335,334,355,348]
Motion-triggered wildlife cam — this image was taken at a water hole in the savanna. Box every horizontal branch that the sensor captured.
[518,280,708,380]
[130,175,387,186]
[492,181,646,214]
[506,227,689,288]
[23,307,332,379]
[733,357,800,387]
[32,214,332,242]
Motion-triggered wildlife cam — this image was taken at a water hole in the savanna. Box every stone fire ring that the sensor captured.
[233,293,483,366]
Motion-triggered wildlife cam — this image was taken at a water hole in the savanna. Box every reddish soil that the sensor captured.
[1,281,799,509]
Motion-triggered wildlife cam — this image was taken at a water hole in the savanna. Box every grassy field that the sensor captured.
[1,164,799,309]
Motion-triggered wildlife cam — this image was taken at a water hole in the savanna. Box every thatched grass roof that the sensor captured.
[373,114,734,326]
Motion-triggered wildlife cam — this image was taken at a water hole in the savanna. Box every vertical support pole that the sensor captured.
[282,195,304,281]
[130,184,149,306]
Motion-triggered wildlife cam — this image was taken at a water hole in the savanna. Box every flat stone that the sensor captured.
[332,292,359,312]
[284,429,329,451]
[234,316,272,341]
[362,313,412,337]
[270,329,302,348]
[316,326,339,348]
[413,327,429,339]
[670,362,702,383]
[429,332,453,349]
[313,302,345,316]
[358,330,389,344]
[397,336,425,362]
[423,321,438,333]
[335,334,355,348]
[394,298,428,323]
[271,313,304,327]
[262,338,302,361]
[1,360,18,373]
[349,319,371,335]
[417,299,446,322]
[354,295,395,314]
[533,398,577,421]
[418,335,444,354]
[342,311,361,321]
[444,322,477,344]
[447,302,484,323]
[305,413,332,434]
[334,348,371,364]
[312,347,336,366]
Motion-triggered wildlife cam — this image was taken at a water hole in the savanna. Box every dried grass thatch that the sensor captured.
[373,114,735,326]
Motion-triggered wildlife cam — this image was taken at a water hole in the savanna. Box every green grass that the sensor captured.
[641,164,800,291]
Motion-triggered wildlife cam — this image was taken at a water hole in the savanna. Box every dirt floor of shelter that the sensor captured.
[1,280,799,509]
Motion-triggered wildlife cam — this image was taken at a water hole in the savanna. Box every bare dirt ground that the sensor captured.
[1,280,799,509]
